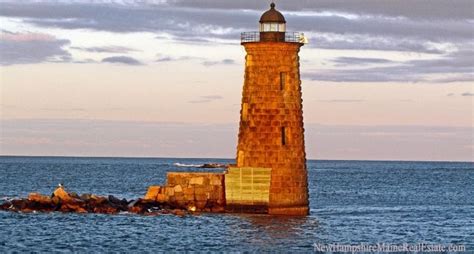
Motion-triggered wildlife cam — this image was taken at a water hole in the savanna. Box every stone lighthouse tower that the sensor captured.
[232,2,309,215]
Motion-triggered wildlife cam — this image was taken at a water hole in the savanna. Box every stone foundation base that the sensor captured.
[144,172,225,212]
[225,204,268,214]
[268,206,309,216]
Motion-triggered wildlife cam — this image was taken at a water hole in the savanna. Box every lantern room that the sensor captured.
[259,2,286,42]
[259,2,286,32]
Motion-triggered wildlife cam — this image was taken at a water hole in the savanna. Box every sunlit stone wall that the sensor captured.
[236,42,309,215]
[144,172,225,212]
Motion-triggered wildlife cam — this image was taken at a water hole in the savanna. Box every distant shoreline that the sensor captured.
[0,155,472,163]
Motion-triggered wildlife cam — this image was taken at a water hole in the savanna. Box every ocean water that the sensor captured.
[0,156,473,252]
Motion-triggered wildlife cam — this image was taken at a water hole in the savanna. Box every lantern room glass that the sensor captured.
[260,23,286,32]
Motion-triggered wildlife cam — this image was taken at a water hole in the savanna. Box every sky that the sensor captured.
[0,0,473,161]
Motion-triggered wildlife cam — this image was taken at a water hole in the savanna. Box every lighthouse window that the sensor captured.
[270,23,278,31]
[261,23,285,32]
[279,23,286,32]
[281,127,286,146]
[280,72,286,90]
[263,23,271,31]
[242,103,248,121]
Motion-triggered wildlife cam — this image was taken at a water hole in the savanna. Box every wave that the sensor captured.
[173,163,203,168]
[0,196,17,202]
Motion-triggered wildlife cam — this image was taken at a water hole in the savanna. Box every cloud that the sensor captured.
[0,30,71,65]
[315,35,449,54]
[304,50,474,83]
[201,95,223,100]
[461,92,474,96]
[156,55,198,62]
[431,76,474,83]
[0,0,472,77]
[202,59,235,66]
[1,1,471,54]
[1,0,472,20]
[156,56,174,62]
[188,95,223,104]
[331,57,393,66]
[71,45,138,53]
[101,55,143,65]
[291,14,472,43]
[317,99,365,103]
[39,107,86,112]
[188,100,211,104]
[0,31,55,41]
[0,3,249,42]
[170,0,474,20]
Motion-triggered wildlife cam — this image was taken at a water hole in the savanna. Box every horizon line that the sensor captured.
[0,154,472,164]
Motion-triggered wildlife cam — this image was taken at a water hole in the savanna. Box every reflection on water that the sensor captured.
[244,214,317,238]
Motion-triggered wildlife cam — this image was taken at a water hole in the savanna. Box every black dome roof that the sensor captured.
[259,2,286,23]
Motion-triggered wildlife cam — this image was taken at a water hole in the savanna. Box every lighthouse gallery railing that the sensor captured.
[241,32,304,43]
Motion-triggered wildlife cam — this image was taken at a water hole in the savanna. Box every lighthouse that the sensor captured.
[226,3,309,215]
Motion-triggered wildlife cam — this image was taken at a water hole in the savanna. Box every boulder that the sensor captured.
[108,195,122,204]
[144,186,161,200]
[11,199,28,210]
[173,185,183,193]
[126,199,156,214]
[211,206,225,213]
[189,177,204,185]
[195,201,207,210]
[51,196,61,205]
[60,203,87,213]
[90,195,107,204]
[210,176,223,186]
[0,187,194,216]
[93,206,119,214]
[53,187,73,202]
[21,208,34,213]
[69,192,80,199]
[0,201,12,210]
[127,199,139,208]
[156,194,169,203]
[80,193,93,201]
[28,193,52,204]
[128,206,142,214]
[200,163,226,168]
[172,209,186,216]
[107,195,128,211]
[163,187,175,196]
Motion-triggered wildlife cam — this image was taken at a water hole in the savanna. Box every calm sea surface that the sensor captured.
[0,157,473,252]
